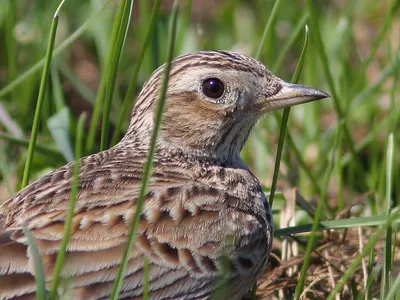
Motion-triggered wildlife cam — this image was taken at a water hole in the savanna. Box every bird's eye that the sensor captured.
[202,78,225,99]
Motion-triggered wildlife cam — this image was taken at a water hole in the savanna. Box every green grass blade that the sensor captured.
[294,121,343,299]
[110,0,161,146]
[272,12,308,73]
[100,0,135,151]
[269,25,309,207]
[22,225,46,300]
[275,213,400,236]
[254,0,282,60]
[20,4,62,188]
[385,270,400,300]
[50,63,66,112]
[47,108,74,162]
[108,2,179,299]
[48,113,85,300]
[382,133,395,298]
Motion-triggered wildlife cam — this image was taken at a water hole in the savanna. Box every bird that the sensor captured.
[0,50,329,300]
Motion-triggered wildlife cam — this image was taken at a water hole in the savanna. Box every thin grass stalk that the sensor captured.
[306,0,368,188]
[87,0,129,152]
[280,124,322,193]
[294,121,343,299]
[50,63,66,112]
[48,113,85,300]
[21,2,65,188]
[385,267,400,300]
[274,213,400,236]
[272,12,308,73]
[100,0,135,150]
[108,3,179,299]
[326,210,400,300]
[336,130,344,211]
[382,133,394,298]
[110,0,162,146]
[0,0,114,99]
[22,226,46,300]
[175,0,193,51]
[254,0,282,60]
[254,10,322,195]
[269,25,309,207]
[356,253,379,300]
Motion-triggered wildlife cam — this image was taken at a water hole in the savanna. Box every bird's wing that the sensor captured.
[0,148,263,299]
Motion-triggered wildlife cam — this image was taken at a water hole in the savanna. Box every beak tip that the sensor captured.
[284,83,330,102]
[315,89,330,100]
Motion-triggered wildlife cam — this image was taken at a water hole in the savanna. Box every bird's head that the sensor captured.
[123,51,329,163]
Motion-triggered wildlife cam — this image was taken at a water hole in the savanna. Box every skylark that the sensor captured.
[0,50,329,299]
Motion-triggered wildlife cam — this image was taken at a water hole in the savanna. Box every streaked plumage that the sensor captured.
[0,51,328,299]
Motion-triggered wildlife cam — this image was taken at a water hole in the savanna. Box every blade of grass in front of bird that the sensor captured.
[249,1,282,296]
[48,113,85,300]
[108,2,179,299]
[253,3,322,197]
[110,0,162,146]
[269,25,309,207]
[326,210,400,300]
[294,120,343,299]
[381,133,395,299]
[0,0,114,99]
[22,225,46,300]
[254,0,282,60]
[20,1,65,188]
[100,0,134,151]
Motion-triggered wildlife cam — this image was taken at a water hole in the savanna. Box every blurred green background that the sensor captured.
[0,0,399,298]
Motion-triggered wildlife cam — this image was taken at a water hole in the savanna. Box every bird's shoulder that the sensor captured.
[0,147,266,231]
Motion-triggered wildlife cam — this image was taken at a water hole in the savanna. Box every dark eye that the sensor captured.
[202,78,224,99]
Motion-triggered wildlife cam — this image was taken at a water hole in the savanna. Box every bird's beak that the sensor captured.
[259,82,330,113]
